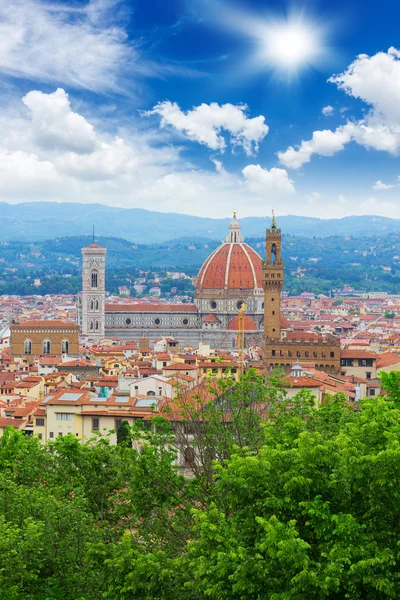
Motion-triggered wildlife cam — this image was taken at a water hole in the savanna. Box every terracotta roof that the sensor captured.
[163,363,198,371]
[227,315,258,331]
[105,304,197,312]
[0,418,22,429]
[196,242,262,290]
[341,350,377,359]
[376,352,400,368]
[202,314,221,323]
[287,376,321,387]
[11,320,79,328]
[286,332,322,342]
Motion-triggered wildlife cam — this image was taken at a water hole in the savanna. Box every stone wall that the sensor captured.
[11,324,79,362]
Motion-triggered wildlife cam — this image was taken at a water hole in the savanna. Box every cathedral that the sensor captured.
[77,212,340,373]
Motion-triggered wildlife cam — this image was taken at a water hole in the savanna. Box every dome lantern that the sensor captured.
[226,211,244,243]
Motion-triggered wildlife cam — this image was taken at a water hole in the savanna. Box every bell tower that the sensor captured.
[262,210,284,339]
[81,239,106,339]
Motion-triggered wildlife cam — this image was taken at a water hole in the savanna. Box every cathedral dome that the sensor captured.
[196,213,262,291]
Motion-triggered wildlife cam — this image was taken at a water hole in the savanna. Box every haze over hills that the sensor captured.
[0,202,398,243]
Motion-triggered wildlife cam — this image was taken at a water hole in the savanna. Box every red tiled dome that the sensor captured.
[227,315,258,331]
[196,243,262,290]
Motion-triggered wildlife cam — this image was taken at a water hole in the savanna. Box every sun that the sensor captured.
[257,14,328,74]
[266,23,317,67]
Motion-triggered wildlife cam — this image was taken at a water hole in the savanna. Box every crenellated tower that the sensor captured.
[262,210,284,339]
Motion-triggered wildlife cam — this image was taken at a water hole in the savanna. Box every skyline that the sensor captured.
[1,0,400,219]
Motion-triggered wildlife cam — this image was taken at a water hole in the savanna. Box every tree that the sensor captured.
[384,311,395,318]
[3,375,400,598]
[116,420,132,447]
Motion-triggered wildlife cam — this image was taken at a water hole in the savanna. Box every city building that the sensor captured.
[78,213,265,348]
[10,320,79,363]
[262,214,341,374]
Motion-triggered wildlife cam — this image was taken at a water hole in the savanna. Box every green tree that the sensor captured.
[116,420,133,448]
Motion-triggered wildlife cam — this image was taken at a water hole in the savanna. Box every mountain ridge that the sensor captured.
[0,202,397,243]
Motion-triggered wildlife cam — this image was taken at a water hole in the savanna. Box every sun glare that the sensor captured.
[258,14,328,74]
[266,24,316,67]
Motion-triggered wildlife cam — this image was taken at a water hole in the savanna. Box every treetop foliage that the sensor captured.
[1,370,400,599]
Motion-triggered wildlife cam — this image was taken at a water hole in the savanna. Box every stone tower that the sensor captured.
[81,242,106,338]
[262,211,284,339]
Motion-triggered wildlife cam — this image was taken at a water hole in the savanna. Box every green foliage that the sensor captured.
[332,298,343,305]
[116,420,133,447]
[3,374,400,598]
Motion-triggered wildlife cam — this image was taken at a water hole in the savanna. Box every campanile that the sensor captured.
[262,211,284,339]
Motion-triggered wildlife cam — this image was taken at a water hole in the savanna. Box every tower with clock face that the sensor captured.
[81,243,107,338]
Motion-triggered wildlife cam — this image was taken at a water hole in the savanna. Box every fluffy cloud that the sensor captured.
[322,105,334,116]
[372,180,395,190]
[242,164,295,194]
[0,88,295,216]
[0,148,60,197]
[22,89,97,154]
[145,101,269,155]
[278,48,400,169]
[329,47,400,124]
[278,128,350,169]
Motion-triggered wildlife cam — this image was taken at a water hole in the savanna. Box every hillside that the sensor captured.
[0,202,399,243]
[2,233,400,296]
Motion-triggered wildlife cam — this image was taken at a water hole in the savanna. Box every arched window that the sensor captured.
[95,300,99,311]
[271,349,276,357]
[43,339,51,355]
[24,339,32,354]
[61,340,69,354]
[91,271,98,288]
[90,300,94,310]
[330,351,335,358]
[95,321,99,331]
[147,391,156,397]
[313,351,317,358]
[90,322,94,331]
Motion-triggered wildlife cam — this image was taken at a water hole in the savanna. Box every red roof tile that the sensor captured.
[196,242,262,290]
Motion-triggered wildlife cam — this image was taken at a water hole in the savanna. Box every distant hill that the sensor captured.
[0,202,398,243]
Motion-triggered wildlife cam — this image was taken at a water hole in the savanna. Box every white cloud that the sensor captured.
[211,158,227,175]
[22,89,97,154]
[372,180,395,190]
[329,47,400,123]
[278,127,350,168]
[278,48,400,169]
[322,105,334,116]
[0,148,60,197]
[0,88,296,217]
[0,0,149,93]
[306,192,324,202]
[145,101,269,155]
[242,164,295,194]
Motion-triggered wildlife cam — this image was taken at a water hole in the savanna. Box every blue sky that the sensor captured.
[1,0,400,219]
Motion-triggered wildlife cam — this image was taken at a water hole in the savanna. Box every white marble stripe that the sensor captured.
[240,243,258,288]
[224,243,234,288]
